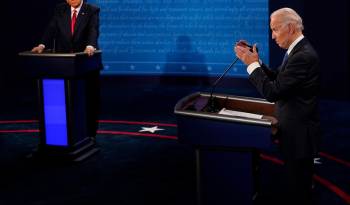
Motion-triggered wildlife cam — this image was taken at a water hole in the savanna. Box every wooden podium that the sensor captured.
[174,92,277,205]
[18,51,103,162]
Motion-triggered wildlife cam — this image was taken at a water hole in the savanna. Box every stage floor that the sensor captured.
[0,77,349,205]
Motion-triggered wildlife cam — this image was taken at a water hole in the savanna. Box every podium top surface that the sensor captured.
[18,50,102,58]
[174,92,275,127]
[18,50,103,78]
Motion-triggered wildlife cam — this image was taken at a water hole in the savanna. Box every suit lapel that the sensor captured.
[289,38,308,58]
[281,38,308,71]
[63,5,72,39]
[73,3,88,39]
[280,56,288,71]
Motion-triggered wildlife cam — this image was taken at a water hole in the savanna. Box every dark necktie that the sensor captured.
[282,52,289,66]
[71,9,77,35]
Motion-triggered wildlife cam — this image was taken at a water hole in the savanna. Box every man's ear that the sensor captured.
[288,23,295,35]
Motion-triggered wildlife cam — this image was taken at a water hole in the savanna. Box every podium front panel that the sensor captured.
[42,79,68,146]
[177,115,271,149]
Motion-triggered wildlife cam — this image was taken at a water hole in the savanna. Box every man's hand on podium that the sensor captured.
[31,44,45,53]
[84,46,96,56]
[262,115,278,135]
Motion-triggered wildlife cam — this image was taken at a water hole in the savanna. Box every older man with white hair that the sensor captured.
[235,7,320,205]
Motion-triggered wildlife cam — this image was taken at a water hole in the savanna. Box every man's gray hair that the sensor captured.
[271,8,304,31]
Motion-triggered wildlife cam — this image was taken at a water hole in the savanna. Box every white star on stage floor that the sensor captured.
[139,126,164,133]
[314,157,322,164]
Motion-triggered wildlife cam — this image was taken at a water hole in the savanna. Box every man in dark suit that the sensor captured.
[234,8,320,204]
[32,0,101,139]
[32,0,99,55]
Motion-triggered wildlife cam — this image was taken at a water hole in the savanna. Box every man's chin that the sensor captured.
[277,42,287,49]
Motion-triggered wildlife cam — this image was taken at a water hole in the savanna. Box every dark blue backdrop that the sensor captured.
[89,0,269,77]
[0,0,349,99]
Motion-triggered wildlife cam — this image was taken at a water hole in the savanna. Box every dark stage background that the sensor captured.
[0,0,349,205]
[0,0,349,102]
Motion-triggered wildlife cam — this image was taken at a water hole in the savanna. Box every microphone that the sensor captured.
[52,38,56,53]
[237,41,258,53]
[44,39,56,53]
[205,58,239,112]
[204,42,257,112]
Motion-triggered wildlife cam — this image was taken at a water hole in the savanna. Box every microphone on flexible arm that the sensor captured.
[52,38,56,53]
[43,38,56,53]
[204,42,257,112]
[205,57,239,112]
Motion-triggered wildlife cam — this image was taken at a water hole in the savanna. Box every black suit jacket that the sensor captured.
[40,2,99,52]
[249,38,321,160]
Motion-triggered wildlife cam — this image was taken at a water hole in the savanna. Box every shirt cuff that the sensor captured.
[86,45,95,50]
[247,62,260,75]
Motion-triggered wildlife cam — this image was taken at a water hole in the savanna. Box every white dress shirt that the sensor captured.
[247,34,305,75]
[39,1,95,51]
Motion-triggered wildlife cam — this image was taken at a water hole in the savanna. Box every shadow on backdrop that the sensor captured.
[160,35,210,87]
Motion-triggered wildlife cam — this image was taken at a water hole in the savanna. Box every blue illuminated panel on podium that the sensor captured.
[42,79,68,146]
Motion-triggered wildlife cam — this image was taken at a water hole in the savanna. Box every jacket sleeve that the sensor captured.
[86,6,100,48]
[249,52,313,102]
[40,5,60,47]
[260,63,278,80]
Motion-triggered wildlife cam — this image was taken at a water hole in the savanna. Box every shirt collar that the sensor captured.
[71,1,83,16]
[287,34,304,55]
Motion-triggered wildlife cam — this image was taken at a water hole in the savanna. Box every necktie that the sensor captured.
[282,52,289,66]
[71,9,77,35]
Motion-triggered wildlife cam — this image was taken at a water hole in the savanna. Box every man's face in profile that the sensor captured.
[270,16,291,49]
[66,0,82,8]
